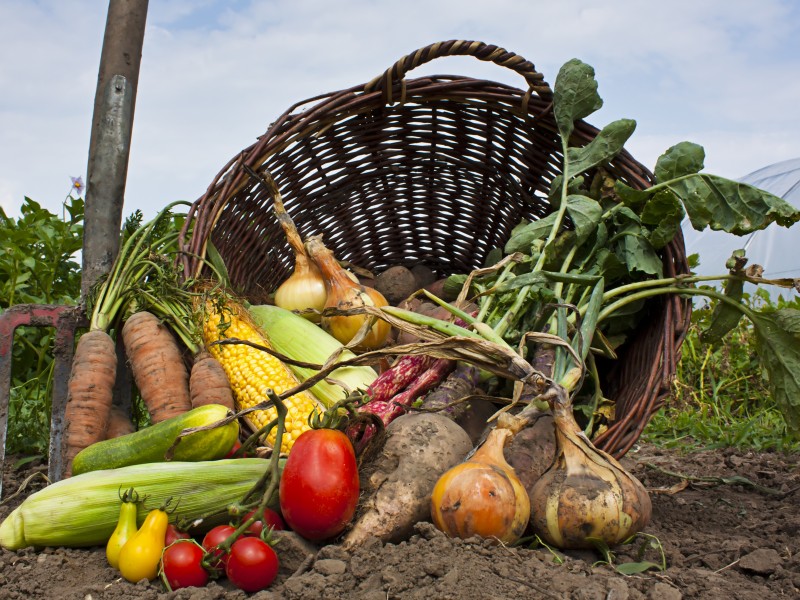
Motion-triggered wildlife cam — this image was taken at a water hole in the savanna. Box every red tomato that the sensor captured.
[164,524,190,546]
[161,540,209,590]
[201,524,236,570]
[225,537,279,592]
[224,440,247,458]
[243,507,286,537]
[279,429,359,541]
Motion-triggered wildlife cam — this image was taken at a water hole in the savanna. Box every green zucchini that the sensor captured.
[71,404,239,475]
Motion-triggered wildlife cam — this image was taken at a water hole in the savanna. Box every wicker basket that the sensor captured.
[180,40,691,458]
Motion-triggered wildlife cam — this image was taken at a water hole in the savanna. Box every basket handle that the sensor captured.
[365,40,552,103]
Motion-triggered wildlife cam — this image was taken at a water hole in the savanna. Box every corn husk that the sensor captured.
[0,459,271,550]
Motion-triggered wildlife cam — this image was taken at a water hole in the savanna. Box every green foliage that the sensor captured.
[643,290,800,452]
[1,195,84,455]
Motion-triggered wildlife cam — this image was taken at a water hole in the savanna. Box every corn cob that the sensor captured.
[0,459,274,550]
[249,304,378,405]
[202,303,322,452]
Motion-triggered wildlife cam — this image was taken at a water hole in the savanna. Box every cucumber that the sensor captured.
[71,404,239,475]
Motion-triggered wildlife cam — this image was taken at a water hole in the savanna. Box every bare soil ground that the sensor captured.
[1,443,798,599]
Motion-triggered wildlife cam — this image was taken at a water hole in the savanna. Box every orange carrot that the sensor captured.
[63,330,117,476]
[105,405,136,439]
[122,311,192,423]
[62,203,190,477]
[189,350,234,409]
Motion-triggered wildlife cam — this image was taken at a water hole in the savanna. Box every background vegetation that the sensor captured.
[1,194,797,457]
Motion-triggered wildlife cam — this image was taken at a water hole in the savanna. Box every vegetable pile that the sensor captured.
[1,57,799,594]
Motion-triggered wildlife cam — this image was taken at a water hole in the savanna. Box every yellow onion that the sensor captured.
[305,234,391,350]
[529,385,652,549]
[274,255,327,322]
[272,192,327,321]
[430,427,530,544]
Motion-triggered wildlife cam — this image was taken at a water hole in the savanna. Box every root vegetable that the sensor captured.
[122,311,192,423]
[189,350,234,409]
[105,405,136,440]
[430,427,530,544]
[61,202,189,476]
[375,265,418,305]
[410,264,436,289]
[528,384,651,549]
[63,330,117,476]
[268,176,328,321]
[420,362,481,420]
[305,234,391,350]
[504,413,557,493]
[342,413,472,548]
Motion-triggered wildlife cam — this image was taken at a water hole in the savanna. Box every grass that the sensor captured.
[642,288,800,453]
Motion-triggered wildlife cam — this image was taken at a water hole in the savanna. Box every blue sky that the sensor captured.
[2,0,799,220]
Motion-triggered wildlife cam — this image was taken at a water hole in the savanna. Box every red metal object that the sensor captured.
[0,305,87,496]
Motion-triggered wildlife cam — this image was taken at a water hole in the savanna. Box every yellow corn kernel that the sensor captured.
[202,304,321,453]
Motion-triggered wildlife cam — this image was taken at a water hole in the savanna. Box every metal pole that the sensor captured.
[81,0,149,298]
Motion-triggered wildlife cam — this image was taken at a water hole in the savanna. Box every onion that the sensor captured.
[528,384,652,549]
[430,427,530,544]
[270,180,327,321]
[304,234,391,350]
[274,257,327,322]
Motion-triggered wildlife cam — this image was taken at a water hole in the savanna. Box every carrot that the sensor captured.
[62,203,189,476]
[130,281,235,411]
[122,310,192,423]
[63,330,117,476]
[105,405,136,440]
[189,350,234,409]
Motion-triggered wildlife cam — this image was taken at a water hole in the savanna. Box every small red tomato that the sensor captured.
[244,508,285,537]
[226,537,279,592]
[161,540,209,590]
[164,524,190,546]
[224,440,247,458]
[201,524,236,570]
[279,428,359,541]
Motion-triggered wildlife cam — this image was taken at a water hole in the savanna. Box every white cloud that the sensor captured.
[1,0,799,223]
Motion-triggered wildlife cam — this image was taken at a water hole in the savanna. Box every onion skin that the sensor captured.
[529,385,652,549]
[430,428,530,544]
[271,190,328,322]
[305,235,391,350]
[274,259,327,322]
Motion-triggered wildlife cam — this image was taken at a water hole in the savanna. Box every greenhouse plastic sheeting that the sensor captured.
[681,157,800,301]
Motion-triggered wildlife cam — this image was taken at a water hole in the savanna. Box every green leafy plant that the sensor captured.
[1,188,84,455]
[644,288,800,452]
[434,59,800,441]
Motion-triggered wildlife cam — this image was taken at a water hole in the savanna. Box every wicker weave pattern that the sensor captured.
[181,41,690,457]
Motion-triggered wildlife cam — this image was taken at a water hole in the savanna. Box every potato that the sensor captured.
[375,265,418,305]
[410,264,436,289]
[342,413,472,548]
